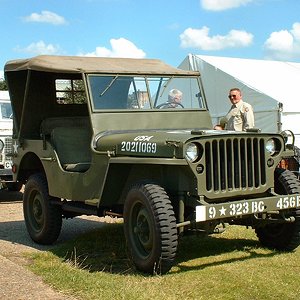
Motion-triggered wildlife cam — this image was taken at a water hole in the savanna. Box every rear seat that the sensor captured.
[40,117,92,172]
[40,116,90,136]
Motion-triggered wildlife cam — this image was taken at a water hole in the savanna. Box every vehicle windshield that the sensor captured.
[0,102,13,119]
[87,75,205,110]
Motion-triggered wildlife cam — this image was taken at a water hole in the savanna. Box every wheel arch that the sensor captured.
[16,152,45,183]
[100,162,194,207]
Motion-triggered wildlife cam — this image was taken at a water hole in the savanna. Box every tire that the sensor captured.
[123,183,178,275]
[23,173,62,245]
[255,168,300,251]
[6,182,23,192]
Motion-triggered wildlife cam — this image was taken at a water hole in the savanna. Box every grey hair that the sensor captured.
[168,89,183,101]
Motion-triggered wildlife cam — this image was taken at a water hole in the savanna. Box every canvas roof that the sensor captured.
[4,55,200,76]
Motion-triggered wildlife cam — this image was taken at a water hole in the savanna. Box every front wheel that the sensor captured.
[23,173,62,245]
[255,169,300,251]
[123,183,178,275]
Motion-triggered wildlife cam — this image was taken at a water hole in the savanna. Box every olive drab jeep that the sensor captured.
[5,55,300,275]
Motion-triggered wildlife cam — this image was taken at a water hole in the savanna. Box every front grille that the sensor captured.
[205,138,266,192]
[4,137,13,155]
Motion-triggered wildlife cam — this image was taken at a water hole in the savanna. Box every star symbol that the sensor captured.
[219,206,226,216]
[13,140,18,154]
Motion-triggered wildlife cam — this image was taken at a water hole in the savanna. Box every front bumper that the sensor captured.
[196,193,300,222]
[0,168,13,177]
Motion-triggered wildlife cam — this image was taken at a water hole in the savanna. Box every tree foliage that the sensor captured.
[0,79,7,90]
[63,79,86,104]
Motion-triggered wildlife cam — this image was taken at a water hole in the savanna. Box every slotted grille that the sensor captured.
[205,137,266,192]
[4,137,13,155]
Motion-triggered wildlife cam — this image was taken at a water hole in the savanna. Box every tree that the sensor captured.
[59,79,86,104]
[0,79,7,90]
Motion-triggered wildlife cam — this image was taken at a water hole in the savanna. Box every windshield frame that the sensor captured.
[86,74,207,112]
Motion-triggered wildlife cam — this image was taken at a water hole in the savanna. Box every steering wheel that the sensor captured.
[156,102,184,109]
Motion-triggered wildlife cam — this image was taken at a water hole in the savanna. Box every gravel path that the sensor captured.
[0,189,107,300]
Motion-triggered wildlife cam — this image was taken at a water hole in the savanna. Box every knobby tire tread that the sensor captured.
[124,182,178,275]
[255,169,300,251]
[23,173,62,245]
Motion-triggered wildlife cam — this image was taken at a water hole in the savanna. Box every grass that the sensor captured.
[26,222,300,300]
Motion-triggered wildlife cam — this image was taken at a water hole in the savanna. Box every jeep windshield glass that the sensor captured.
[99,76,118,97]
[88,75,205,110]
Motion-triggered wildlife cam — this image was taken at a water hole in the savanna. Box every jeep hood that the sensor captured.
[94,128,240,158]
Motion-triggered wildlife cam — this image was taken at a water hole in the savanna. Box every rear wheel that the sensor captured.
[23,173,62,245]
[255,169,300,251]
[124,182,178,275]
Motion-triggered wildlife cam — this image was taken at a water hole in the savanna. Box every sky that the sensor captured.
[1,0,300,80]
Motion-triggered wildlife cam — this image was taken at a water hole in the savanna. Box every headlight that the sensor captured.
[0,140,4,152]
[185,143,199,162]
[266,139,276,155]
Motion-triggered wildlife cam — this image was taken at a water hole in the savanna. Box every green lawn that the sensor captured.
[27,223,300,300]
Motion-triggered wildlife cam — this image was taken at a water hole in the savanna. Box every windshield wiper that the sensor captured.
[159,76,174,97]
[99,76,119,97]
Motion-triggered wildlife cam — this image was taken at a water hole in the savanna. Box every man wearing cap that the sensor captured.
[225,88,254,131]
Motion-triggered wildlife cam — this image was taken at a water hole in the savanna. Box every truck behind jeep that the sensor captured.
[0,91,22,191]
[5,55,300,275]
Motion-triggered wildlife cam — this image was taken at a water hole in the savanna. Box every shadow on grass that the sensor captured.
[48,223,278,275]
[50,223,131,274]
[173,233,276,274]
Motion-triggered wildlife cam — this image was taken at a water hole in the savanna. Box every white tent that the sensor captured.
[179,54,300,146]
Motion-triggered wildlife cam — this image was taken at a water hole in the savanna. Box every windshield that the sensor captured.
[87,75,205,110]
[0,102,12,119]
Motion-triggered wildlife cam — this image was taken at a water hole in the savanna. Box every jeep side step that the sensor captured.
[53,199,99,216]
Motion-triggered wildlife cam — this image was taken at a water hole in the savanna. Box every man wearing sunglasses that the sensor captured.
[225,88,254,131]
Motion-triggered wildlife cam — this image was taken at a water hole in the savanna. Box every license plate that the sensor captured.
[4,161,12,169]
[196,194,300,222]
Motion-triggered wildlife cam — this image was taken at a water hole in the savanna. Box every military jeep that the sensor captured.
[5,55,300,274]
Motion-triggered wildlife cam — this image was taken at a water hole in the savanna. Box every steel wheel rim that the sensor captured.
[29,192,44,231]
[131,202,154,258]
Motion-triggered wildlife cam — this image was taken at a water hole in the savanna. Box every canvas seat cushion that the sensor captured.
[51,126,92,172]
